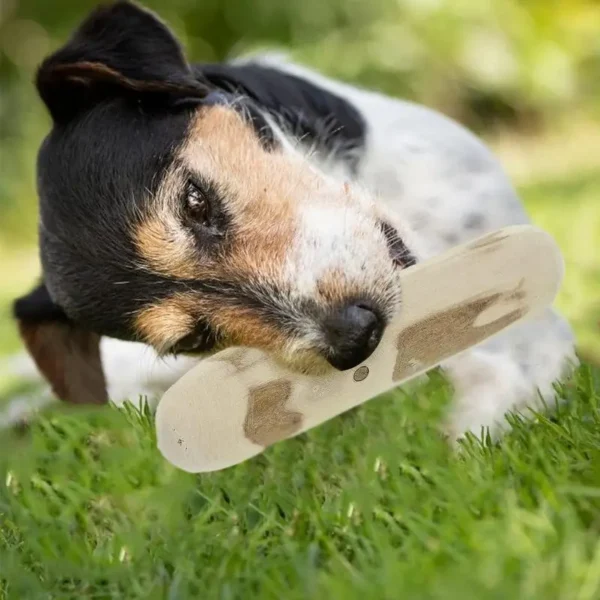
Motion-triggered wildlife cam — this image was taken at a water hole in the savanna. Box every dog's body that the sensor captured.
[9,2,576,437]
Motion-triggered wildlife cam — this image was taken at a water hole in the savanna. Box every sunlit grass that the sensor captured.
[0,366,599,599]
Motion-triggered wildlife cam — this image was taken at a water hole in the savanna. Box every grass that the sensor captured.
[0,127,599,598]
[0,367,599,599]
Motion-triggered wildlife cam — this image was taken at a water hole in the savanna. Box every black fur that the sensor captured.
[13,282,69,324]
[37,98,194,340]
[380,222,417,268]
[37,1,208,123]
[196,63,366,172]
[28,1,205,340]
[15,1,368,354]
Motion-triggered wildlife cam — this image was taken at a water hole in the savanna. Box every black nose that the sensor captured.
[323,303,385,371]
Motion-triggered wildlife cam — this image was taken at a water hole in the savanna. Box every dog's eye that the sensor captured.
[185,181,211,227]
[170,321,218,355]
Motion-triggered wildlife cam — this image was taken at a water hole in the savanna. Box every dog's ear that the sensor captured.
[13,282,108,405]
[37,1,208,123]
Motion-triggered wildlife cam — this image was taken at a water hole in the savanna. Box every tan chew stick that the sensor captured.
[156,225,564,473]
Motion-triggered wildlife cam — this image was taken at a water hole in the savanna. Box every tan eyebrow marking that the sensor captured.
[134,105,303,283]
[134,215,204,280]
[134,294,199,352]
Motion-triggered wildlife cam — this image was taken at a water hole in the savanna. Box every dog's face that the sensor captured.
[15,2,416,404]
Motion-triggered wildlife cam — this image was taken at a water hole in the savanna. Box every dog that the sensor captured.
[9,1,577,438]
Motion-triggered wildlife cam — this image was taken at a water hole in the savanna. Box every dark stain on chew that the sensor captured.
[392,285,526,381]
[243,379,303,447]
[505,278,526,302]
[211,348,257,372]
[223,348,249,370]
[353,366,369,382]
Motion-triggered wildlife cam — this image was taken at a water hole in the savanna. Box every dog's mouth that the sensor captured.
[165,224,411,362]
[380,221,416,269]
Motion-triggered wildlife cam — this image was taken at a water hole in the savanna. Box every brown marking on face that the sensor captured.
[133,164,210,280]
[244,379,303,447]
[392,286,526,381]
[130,105,380,362]
[134,213,205,281]
[184,106,313,276]
[316,268,363,305]
[131,106,321,342]
[134,105,354,281]
[467,231,509,253]
[134,290,291,355]
[131,106,345,356]
[134,294,199,352]
[212,306,290,353]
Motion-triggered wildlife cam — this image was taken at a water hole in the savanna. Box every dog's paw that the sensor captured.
[442,350,533,442]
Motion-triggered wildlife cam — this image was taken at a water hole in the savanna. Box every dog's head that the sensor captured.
[14,1,416,404]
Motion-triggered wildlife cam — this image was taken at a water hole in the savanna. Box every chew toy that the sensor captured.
[156,225,564,473]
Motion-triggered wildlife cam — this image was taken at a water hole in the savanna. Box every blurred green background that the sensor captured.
[0,0,599,361]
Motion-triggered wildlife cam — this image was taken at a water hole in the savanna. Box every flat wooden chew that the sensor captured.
[156,225,564,473]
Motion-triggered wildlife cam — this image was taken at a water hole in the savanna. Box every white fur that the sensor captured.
[3,57,578,437]
[285,203,395,297]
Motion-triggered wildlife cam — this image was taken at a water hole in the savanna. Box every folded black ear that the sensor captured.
[14,282,108,405]
[37,1,208,123]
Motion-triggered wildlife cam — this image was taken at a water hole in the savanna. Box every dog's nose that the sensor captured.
[323,303,385,370]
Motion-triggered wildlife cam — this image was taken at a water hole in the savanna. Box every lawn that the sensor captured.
[0,367,599,599]
[0,147,599,597]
